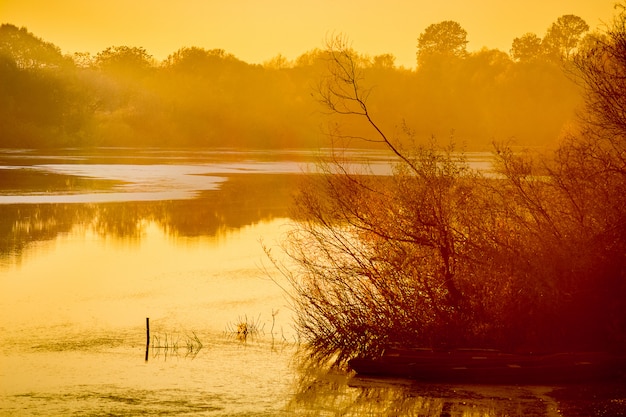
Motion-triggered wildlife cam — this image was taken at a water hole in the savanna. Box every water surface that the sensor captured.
[0,149,623,416]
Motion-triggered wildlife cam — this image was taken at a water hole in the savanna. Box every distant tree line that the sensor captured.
[0,14,593,149]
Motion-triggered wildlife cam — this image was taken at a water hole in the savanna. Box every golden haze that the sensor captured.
[0,0,617,68]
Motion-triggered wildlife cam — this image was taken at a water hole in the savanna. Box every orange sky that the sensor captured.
[0,0,619,68]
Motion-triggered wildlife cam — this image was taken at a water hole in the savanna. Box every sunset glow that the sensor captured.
[2,0,626,412]
[0,0,618,68]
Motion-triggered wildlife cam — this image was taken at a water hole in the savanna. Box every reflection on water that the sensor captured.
[286,361,559,416]
[0,211,300,415]
[0,167,306,415]
[0,174,299,265]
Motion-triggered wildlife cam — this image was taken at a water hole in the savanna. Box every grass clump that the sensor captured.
[152,330,203,358]
[226,314,264,342]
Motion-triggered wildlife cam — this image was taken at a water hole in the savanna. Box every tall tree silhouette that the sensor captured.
[544,15,589,60]
[510,33,543,62]
[416,21,468,67]
[0,24,69,69]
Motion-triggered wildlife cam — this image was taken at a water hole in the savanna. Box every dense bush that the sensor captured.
[273,10,626,363]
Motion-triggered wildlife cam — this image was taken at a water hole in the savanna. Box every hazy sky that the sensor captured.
[1,0,619,68]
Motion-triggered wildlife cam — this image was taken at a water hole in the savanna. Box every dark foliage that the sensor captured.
[272,9,626,363]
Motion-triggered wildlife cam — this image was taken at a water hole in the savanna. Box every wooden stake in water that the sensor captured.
[145,317,150,362]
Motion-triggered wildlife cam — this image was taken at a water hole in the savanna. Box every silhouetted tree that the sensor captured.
[416,21,468,67]
[543,14,589,60]
[71,51,94,68]
[294,48,326,67]
[0,25,94,146]
[371,53,396,69]
[574,8,626,142]
[95,45,155,79]
[0,24,70,69]
[510,33,543,62]
[163,46,243,76]
[263,53,292,69]
[565,7,626,350]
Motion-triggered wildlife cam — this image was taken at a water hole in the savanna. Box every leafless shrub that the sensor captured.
[272,23,626,364]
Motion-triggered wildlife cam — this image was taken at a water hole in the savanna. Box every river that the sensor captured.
[0,148,623,416]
